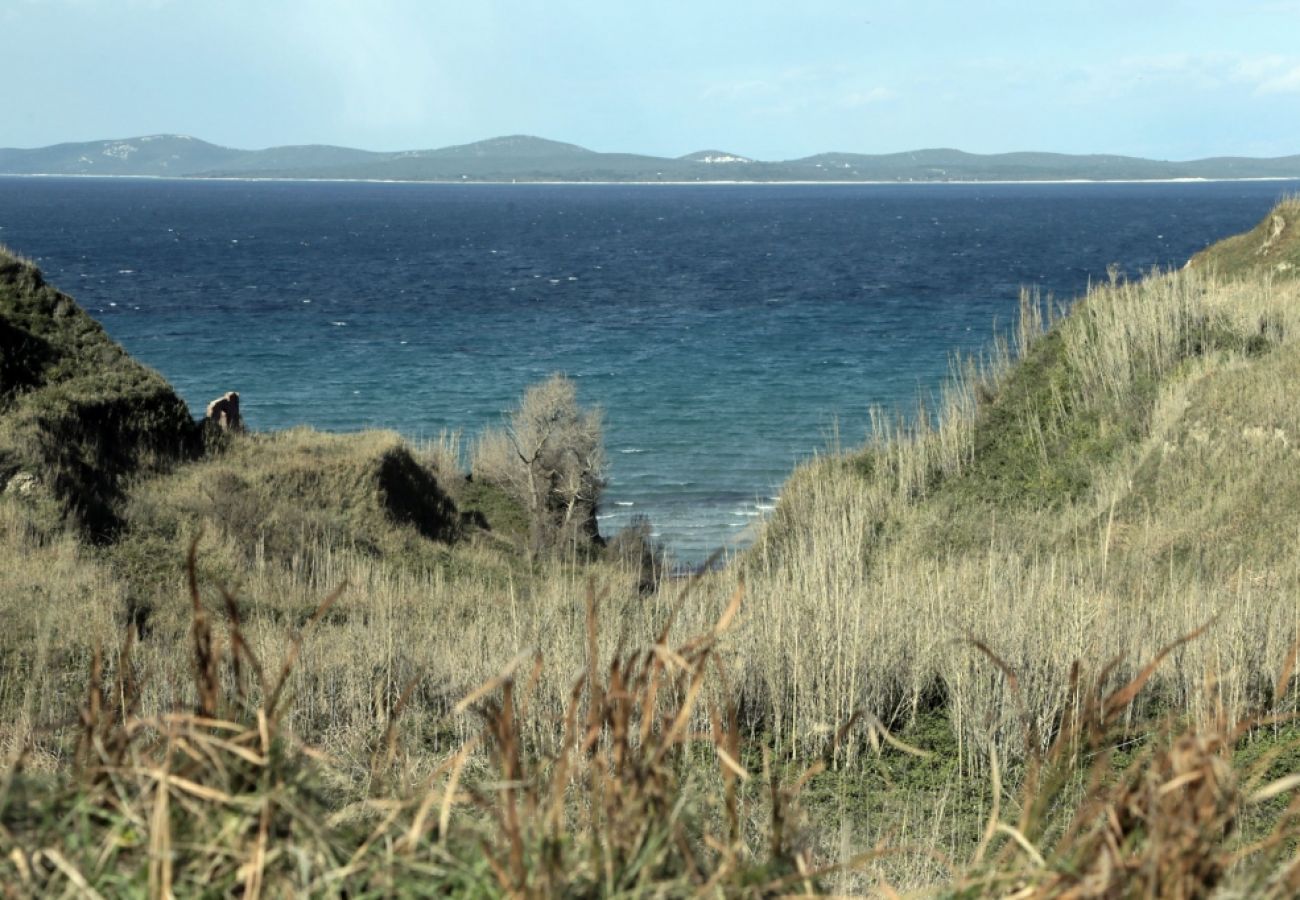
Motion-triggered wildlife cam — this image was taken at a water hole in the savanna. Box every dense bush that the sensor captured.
[472,374,606,558]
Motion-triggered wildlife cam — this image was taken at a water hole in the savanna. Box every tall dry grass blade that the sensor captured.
[372,673,423,779]
[585,581,604,752]
[453,650,533,715]
[654,548,725,648]
[788,760,826,798]
[186,536,220,719]
[864,714,934,759]
[438,740,477,846]
[264,582,347,720]
[972,741,1002,866]
[1104,619,1215,718]
[543,676,586,835]
[479,843,513,893]
[637,649,662,749]
[759,846,913,895]
[608,656,629,776]
[1274,632,1300,704]
[39,849,105,900]
[111,624,140,726]
[709,672,745,850]
[396,735,479,851]
[0,743,29,834]
[970,638,1019,695]
[714,745,748,782]
[220,586,265,703]
[7,848,33,888]
[1248,774,1300,805]
[714,579,744,635]
[240,802,268,900]
[140,768,233,804]
[491,679,526,891]
[994,823,1045,869]
[512,650,546,724]
[651,665,708,767]
[147,738,174,899]
[77,641,104,770]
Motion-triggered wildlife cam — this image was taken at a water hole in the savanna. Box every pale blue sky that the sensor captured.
[5,0,1300,159]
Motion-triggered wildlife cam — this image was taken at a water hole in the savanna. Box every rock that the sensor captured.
[1258,214,1287,256]
[4,471,41,496]
[205,391,244,432]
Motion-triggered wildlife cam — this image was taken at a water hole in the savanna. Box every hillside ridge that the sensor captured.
[4,133,1298,182]
[0,247,198,537]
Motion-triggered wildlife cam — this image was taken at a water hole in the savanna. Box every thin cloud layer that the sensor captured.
[3,0,1297,158]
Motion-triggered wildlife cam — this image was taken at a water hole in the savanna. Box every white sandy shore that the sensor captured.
[3,173,1299,187]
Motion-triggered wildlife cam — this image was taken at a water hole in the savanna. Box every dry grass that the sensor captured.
[707,262,1300,769]
[6,550,1300,896]
[6,204,1300,891]
[8,238,1295,781]
[1,548,831,896]
[1188,194,1300,279]
[952,629,1300,899]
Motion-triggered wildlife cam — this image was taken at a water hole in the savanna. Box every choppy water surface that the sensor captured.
[1,177,1294,561]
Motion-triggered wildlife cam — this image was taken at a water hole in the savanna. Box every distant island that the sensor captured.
[3,133,1300,183]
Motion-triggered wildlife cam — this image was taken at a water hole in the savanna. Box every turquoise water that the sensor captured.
[1,177,1294,562]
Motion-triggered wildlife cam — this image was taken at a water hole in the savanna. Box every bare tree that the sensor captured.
[472,375,605,556]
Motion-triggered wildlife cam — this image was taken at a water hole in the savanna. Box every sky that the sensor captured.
[4,0,1300,160]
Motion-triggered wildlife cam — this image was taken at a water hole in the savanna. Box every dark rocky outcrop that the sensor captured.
[0,249,198,537]
[204,391,244,433]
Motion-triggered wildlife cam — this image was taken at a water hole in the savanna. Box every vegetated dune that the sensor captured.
[735,199,1300,767]
[1188,194,1300,278]
[0,248,197,537]
[4,203,1300,894]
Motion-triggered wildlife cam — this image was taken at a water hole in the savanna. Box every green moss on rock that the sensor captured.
[0,248,197,537]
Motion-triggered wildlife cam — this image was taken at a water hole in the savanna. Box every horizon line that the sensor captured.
[6,133,1300,165]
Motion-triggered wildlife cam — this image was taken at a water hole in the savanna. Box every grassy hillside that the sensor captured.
[0,249,542,763]
[1188,194,1300,278]
[6,205,1300,894]
[736,218,1300,761]
[0,247,197,537]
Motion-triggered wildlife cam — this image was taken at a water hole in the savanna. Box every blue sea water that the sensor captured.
[1,177,1296,562]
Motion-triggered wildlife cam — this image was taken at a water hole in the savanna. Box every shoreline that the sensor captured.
[3,172,1300,187]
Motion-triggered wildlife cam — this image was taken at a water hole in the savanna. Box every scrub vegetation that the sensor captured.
[4,199,1300,895]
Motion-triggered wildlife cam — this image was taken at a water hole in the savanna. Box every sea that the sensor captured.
[1,176,1295,563]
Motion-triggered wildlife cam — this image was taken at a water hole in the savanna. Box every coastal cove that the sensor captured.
[2,176,1295,562]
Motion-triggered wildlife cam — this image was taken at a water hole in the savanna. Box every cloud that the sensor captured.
[700,79,775,102]
[1253,63,1300,94]
[1228,54,1300,93]
[283,2,453,132]
[840,87,896,108]
[701,66,895,117]
[1031,52,1300,104]
[1067,54,1228,98]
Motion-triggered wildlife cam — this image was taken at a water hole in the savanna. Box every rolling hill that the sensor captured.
[3,134,1298,182]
